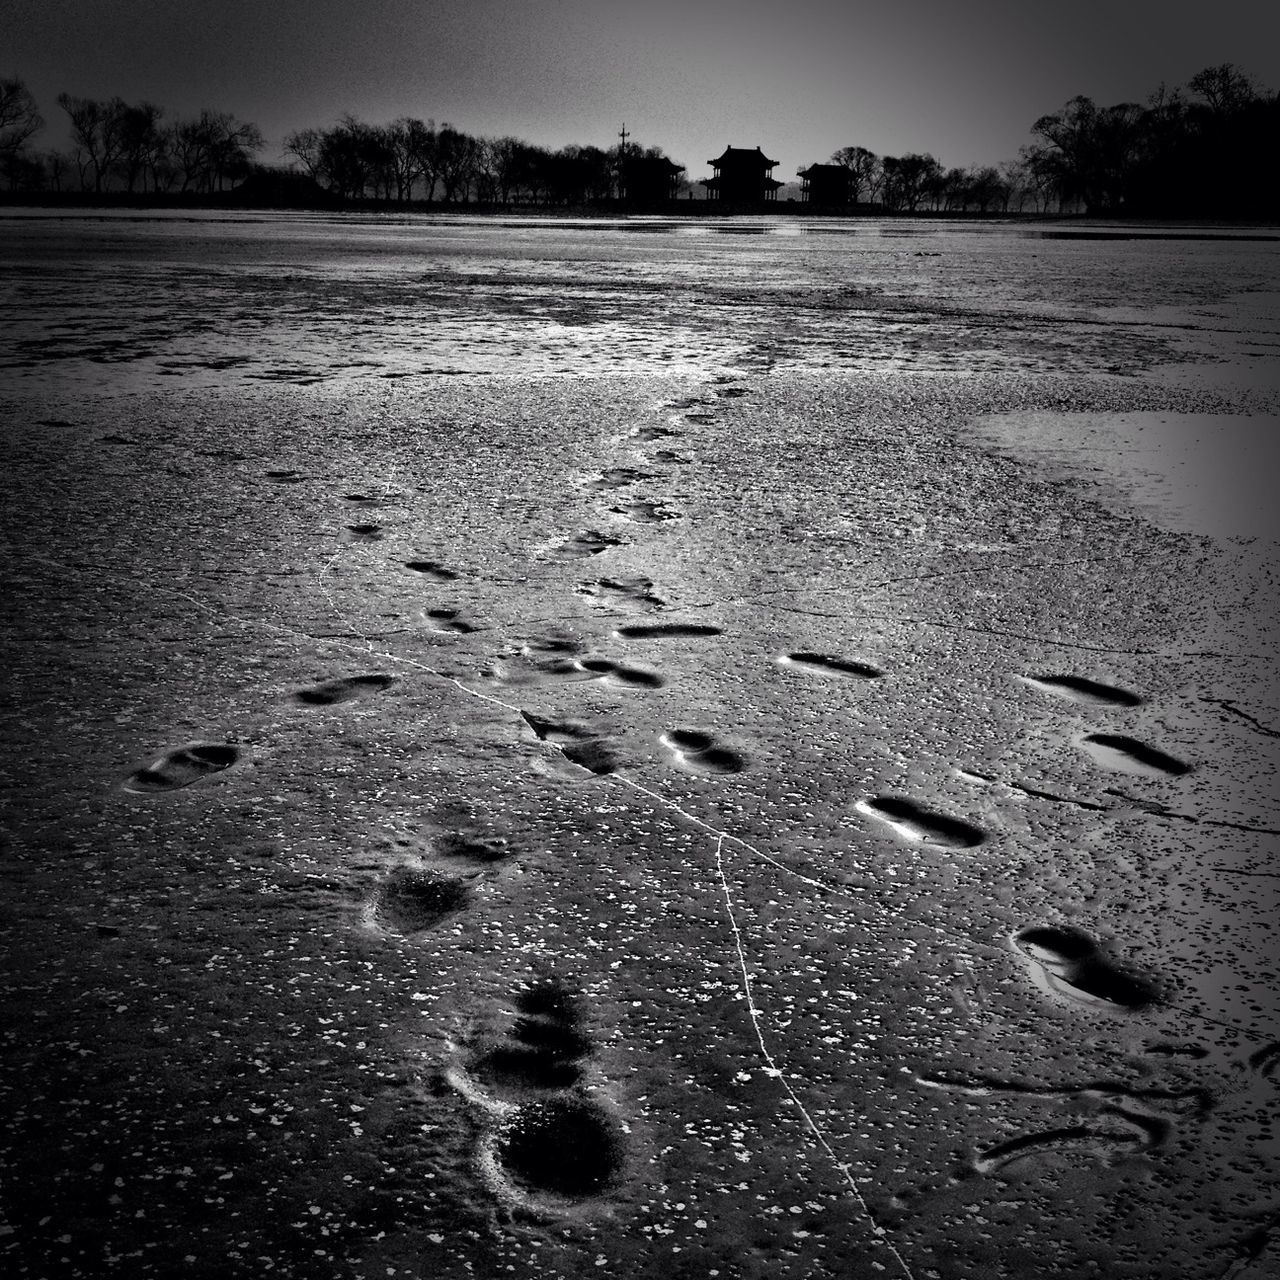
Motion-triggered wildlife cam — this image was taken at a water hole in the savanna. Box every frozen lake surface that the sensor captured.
[2,211,1279,1280]
[3,209,1278,386]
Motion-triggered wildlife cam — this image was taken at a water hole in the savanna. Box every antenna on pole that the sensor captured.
[618,124,631,204]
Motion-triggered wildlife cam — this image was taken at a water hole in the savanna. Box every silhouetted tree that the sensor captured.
[0,77,43,187]
[880,153,941,211]
[385,117,432,201]
[615,143,683,207]
[1024,65,1275,217]
[485,135,529,204]
[58,93,130,192]
[283,127,324,181]
[170,109,262,193]
[830,145,880,203]
[434,125,480,202]
[1187,63,1258,114]
[116,101,165,192]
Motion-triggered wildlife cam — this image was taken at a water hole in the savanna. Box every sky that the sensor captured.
[6,0,1279,181]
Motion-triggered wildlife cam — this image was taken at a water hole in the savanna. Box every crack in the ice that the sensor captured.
[918,1070,1212,1112]
[711,832,917,1279]
[864,555,1114,591]
[1200,697,1280,739]
[967,768,1280,841]
[872,615,1272,661]
[19,538,1277,1256]
[962,768,1110,813]
[1101,788,1280,837]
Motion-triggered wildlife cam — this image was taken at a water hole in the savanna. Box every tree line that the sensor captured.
[0,83,263,195]
[1,62,1274,217]
[0,82,685,206]
[282,117,684,205]
[823,64,1276,217]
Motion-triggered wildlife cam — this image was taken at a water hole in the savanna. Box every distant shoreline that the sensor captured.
[3,192,1279,231]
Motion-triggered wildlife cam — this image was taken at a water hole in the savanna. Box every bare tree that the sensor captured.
[830,145,880,203]
[964,165,1008,212]
[1031,95,1143,212]
[1187,63,1258,114]
[998,157,1035,212]
[283,127,324,180]
[116,101,165,193]
[385,117,432,201]
[435,125,479,202]
[170,109,262,192]
[58,93,129,192]
[0,78,43,183]
[880,153,941,212]
[486,135,528,204]
[43,150,72,193]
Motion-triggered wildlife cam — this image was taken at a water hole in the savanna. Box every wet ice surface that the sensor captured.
[2,211,1280,1280]
[4,210,1278,388]
[971,410,1280,540]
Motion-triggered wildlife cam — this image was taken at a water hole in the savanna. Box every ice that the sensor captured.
[2,209,1279,1279]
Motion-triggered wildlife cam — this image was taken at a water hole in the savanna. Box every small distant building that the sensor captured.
[620,151,685,207]
[228,167,339,209]
[798,163,853,206]
[702,146,782,203]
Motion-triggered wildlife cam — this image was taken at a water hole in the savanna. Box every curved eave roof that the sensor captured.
[708,146,779,168]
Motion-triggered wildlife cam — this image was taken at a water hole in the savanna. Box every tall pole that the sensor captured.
[618,124,630,203]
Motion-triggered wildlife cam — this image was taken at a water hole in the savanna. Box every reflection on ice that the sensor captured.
[5,210,1276,392]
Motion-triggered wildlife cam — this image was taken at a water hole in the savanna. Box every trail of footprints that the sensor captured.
[459,979,625,1204]
[117,378,1271,1235]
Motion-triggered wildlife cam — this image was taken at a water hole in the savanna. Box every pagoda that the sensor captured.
[702,146,782,203]
[798,163,853,206]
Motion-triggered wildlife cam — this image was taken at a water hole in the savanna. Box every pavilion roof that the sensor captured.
[707,145,779,168]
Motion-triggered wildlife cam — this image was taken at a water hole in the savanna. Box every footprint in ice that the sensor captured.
[494,1097,623,1200]
[583,467,655,492]
[1247,1041,1280,1082]
[404,559,459,580]
[615,622,722,639]
[916,1072,1197,1189]
[521,712,622,776]
[1021,674,1143,707]
[611,501,679,524]
[372,867,470,933]
[1079,734,1190,778]
[573,657,665,689]
[660,728,746,775]
[778,651,883,679]
[631,424,680,442]
[343,522,383,543]
[540,530,624,561]
[292,674,396,706]
[472,978,592,1095]
[969,1112,1158,1179]
[433,832,512,866]
[1013,925,1159,1012]
[488,648,589,688]
[264,469,306,484]
[578,576,666,609]
[423,607,476,635]
[857,796,986,848]
[123,743,239,793]
[460,978,625,1202]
